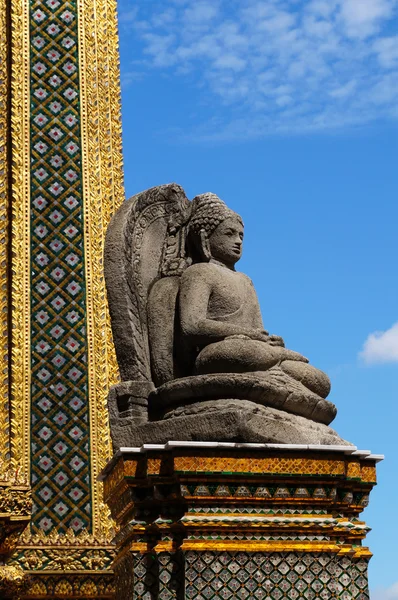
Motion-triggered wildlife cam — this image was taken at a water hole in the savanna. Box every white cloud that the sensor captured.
[374,35,398,67]
[360,322,398,364]
[119,7,139,25]
[338,0,398,39]
[184,1,219,26]
[329,79,357,98]
[119,0,398,140]
[372,582,398,600]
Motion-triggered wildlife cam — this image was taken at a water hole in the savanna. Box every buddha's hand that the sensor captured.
[266,334,285,347]
[246,329,271,343]
[227,331,284,346]
[248,330,285,346]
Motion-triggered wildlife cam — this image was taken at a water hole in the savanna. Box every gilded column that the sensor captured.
[8,0,124,594]
[0,0,11,467]
[0,4,32,598]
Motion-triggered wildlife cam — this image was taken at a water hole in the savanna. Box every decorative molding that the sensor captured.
[10,0,31,481]
[0,482,31,561]
[0,565,30,598]
[18,525,115,547]
[0,485,32,517]
[22,573,114,598]
[12,547,114,572]
[0,0,10,466]
[77,0,124,541]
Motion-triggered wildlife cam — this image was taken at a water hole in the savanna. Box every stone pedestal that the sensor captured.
[101,442,382,600]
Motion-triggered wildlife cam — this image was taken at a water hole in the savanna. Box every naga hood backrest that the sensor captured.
[104,184,190,383]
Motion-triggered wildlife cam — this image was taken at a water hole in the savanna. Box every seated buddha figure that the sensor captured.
[178,193,330,400]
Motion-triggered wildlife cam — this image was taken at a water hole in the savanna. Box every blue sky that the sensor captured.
[117,1,398,596]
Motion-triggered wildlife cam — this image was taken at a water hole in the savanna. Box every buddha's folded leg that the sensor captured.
[195,338,308,376]
[279,360,331,399]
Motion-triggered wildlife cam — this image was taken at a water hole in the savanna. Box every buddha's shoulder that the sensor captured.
[182,262,219,279]
[231,270,254,285]
[241,272,255,286]
[182,263,253,284]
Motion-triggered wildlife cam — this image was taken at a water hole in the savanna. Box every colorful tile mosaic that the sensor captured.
[132,552,184,600]
[122,551,370,600]
[30,0,91,534]
[184,551,369,600]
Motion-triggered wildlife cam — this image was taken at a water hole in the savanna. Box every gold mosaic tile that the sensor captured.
[173,456,346,476]
[147,458,162,475]
[361,465,377,483]
[123,459,139,478]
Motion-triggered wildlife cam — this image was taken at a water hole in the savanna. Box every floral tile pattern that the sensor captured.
[30,0,91,534]
[131,551,370,600]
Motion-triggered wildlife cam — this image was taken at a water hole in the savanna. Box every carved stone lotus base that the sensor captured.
[107,371,344,451]
[110,398,348,449]
[150,371,337,424]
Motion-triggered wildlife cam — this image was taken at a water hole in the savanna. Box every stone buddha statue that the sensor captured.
[177,193,330,400]
[105,184,346,448]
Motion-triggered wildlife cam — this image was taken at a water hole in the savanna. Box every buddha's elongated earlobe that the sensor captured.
[200,229,212,262]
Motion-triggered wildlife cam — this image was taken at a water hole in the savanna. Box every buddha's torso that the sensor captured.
[204,263,261,328]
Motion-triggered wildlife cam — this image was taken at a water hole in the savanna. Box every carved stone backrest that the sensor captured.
[104,184,190,382]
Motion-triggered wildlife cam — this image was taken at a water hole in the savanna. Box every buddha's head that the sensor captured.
[188,193,244,268]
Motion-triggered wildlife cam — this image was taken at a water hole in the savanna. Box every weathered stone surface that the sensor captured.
[104,185,344,448]
[109,399,348,450]
[104,183,190,382]
[108,381,154,426]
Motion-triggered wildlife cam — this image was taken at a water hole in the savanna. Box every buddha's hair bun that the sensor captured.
[189,193,242,237]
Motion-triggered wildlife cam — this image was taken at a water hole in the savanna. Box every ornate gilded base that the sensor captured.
[0,473,31,598]
[102,442,382,600]
[12,572,114,599]
[9,529,115,599]
[0,565,31,599]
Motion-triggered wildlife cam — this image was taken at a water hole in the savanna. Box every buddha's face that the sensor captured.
[208,216,244,267]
